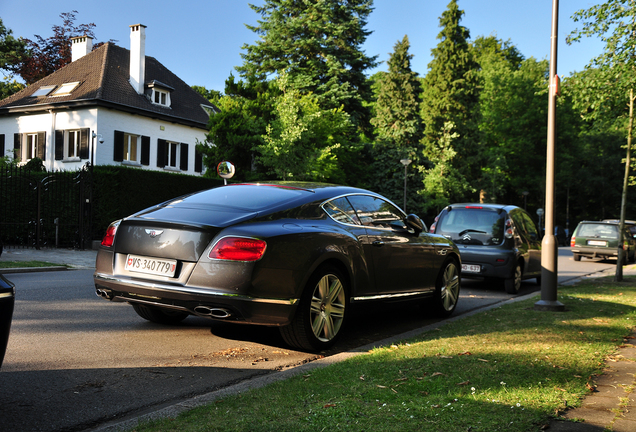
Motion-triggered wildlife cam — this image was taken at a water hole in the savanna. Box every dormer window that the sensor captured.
[51,82,80,97]
[146,80,173,108]
[153,88,169,106]
[31,85,55,97]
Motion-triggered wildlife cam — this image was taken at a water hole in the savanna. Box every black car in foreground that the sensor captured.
[0,274,15,368]
[430,203,542,294]
[94,182,461,351]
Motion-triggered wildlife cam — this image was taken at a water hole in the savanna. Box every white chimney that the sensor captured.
[129,24,147,95]
[71,35,93,62]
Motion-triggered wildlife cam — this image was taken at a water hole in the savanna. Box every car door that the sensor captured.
[345,194,441,296]
[517,210,542,276]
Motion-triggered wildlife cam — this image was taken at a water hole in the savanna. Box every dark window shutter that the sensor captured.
[180,143,188,171]
[141,136,150,165]
[0,134,4,157]
[14,133,21,161]
[79,128,89,160]
[37,131,46,160]
[55,130,64,160]
[156,139,166,167]
[113,130,124,162]
[194,148,203,173]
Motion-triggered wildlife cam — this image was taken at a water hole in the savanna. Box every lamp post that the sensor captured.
[522,191,529,210]
[400,159,411,212]
[91,131,102,167]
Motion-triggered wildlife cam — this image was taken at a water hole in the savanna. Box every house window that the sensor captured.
[67,130,80,158]
[50,82,80,97]
[123,133,139,162]
[14,131,46,162]
[151,88,170,107]
[166,141,179,168]
[26,134,38,159]
[31,85,55,97]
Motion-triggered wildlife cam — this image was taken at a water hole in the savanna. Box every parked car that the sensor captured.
[93,182,461,351]
[429,204,542,294]
[570,220,636,263]
[0,274,15,368]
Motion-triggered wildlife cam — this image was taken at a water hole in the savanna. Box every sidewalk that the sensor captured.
[0,247,97,272]
[2,247,636,431]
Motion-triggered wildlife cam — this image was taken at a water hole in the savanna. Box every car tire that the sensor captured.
[131,304,189,325]
[504,263,522,294]
[430,258,460,317]
[280,265,348,352]
[573,253,581,262]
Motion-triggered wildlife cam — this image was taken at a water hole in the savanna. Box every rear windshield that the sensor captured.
[173,184,309,211]
[577,223,619,239]
[437,207,505,245]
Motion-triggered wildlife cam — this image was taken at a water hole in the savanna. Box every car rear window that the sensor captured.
[437,207,505,245]
[577,223,619,239]
[176,184,310,211]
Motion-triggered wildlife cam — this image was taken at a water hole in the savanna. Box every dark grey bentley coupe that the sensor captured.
[93,182,461,351]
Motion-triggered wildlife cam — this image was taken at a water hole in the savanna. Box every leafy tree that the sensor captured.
[369,35,423,210]
[257,72,354,182]
[198,75,277,181]
[0,18,28,73]
[6,11,98,85]
[471,35,525,70]
[191,85,222,102]
[237,0,378,131]
[0,77,25,100]
[420,0,479,202]
[568,0,636,279]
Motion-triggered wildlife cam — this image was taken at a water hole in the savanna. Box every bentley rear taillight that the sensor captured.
[101,220,120,248]
[209,237,267,262]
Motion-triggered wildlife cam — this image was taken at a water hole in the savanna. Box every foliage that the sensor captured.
[191,85,222,102]
[257,73,354,182]
[198,75,277,181]
[420,0,479,203]
[0,76,25,99]
[4,11,98,85]
[369,35,423,210]
[0,18,28,75]
[23,157,46,172]
[237,0,378,131]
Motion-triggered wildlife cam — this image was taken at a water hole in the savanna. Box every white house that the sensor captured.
[0,24,217,175]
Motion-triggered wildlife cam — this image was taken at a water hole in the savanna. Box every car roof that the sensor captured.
[445,203,520,212]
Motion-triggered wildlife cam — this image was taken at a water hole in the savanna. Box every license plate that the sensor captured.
[587,240,607,246]
[462,264,481,273]
[125,254,177,277]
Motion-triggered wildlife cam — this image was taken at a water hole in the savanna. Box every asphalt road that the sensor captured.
[0,248,620,432]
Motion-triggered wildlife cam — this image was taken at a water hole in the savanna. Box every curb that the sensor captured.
[0,266,69,274]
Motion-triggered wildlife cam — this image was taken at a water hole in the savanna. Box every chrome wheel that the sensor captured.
[310,273,346,342]
[439,262,460,312]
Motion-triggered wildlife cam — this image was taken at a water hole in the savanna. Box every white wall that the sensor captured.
[0,107,208,175]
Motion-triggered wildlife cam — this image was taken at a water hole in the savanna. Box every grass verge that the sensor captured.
[0,260,65,269]
[132,276,636,432]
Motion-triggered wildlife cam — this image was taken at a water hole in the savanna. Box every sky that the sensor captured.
[0,0,606,93]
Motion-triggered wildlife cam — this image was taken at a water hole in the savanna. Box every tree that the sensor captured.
[369,35,424,209]
[198,75,277,181]
[257,72,354,182]
[237,0,378,131]
[568,0,636,280]
[420,0,479,203]
[6,11,98,85]
[0,18,28,99]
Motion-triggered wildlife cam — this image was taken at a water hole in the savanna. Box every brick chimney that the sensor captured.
[129,24,147,95]
[70,35,93,62]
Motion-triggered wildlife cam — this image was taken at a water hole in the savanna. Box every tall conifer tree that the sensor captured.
[420,0,479,201]
[237,0,378,130]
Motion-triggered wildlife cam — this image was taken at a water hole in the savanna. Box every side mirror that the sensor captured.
[405,214,426,234]
[217,161,235,185]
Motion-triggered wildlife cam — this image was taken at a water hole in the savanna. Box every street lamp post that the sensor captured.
[400,159,411,212]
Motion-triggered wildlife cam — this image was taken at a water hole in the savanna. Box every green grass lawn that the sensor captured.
[0,260,65,269]
[132,276,636,432]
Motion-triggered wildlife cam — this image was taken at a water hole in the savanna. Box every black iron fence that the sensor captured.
[0,164,92,249]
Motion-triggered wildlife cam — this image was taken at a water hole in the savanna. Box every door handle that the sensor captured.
[372,240,384,246]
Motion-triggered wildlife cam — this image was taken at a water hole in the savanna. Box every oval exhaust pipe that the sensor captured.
[194,306,233,319]
[95,288,113,300]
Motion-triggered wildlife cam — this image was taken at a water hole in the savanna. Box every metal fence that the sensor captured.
[0,163,92,250]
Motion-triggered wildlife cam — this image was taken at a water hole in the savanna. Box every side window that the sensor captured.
[346,195,405,229]
[322,197,360,225]
[519,211,539,239]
